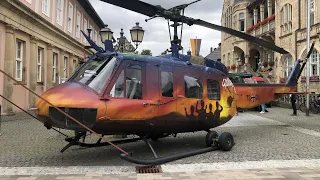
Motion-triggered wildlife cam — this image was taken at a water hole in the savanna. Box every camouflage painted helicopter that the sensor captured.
[0,0,314,165]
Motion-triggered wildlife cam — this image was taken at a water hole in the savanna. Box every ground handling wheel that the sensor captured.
[218,132,235,151]
[205,131,219,147]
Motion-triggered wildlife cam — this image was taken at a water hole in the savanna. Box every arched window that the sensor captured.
[283,55,293,77]
[281,4,292,34]
[310,49,320,76]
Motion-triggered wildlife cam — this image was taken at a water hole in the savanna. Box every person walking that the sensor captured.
[290,94,297,116]
[260,103,266,113]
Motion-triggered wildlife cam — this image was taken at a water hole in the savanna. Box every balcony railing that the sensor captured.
[300,76,320,82]
[297,23,320,42]
[247,14,275,36]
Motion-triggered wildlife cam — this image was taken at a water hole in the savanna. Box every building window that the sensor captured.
[184,75,203,99]
[63,57,68,78]
[283,55,293,77]
[207,79,220,100]
[83,19,88,43]
[57,0,63,25]
[89,25,93,42]
[239,13,245,32]
[68,3,73,33]
[310,0,315,26]
[310,50,320,76]
[76,11,81,38]
[281,4,292,34]
[126,65,142,99]
[53,53,57,83]
[73,59,77,71]
[94,30,97,43]
[42,0,50,16]
[161,71,173,97]
[16,41,23,81]
[37,48,43,82]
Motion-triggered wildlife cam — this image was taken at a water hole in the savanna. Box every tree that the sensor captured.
[160,50,168,55]
[141,49,152,56]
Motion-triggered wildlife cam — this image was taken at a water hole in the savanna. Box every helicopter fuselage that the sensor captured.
[34,53,237,135]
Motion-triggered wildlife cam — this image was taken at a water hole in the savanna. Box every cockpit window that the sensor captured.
[110,64,143,99]
[126,65,142,99]
[72,57,118,93]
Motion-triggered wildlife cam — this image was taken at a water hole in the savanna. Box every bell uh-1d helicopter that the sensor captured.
[0,0,314,166]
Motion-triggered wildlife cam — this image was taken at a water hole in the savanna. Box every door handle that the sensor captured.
[143,102,149,107]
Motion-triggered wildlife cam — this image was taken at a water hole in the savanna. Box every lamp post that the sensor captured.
[100,25,114,51]
[306,0,311,116]
[100,22,144,53]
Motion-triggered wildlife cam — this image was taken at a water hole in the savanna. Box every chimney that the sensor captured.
[218,43,221,47]
[214,48,217,51]
[210,47,213,52]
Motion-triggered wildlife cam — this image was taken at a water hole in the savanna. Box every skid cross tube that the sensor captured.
[0,69,129,156]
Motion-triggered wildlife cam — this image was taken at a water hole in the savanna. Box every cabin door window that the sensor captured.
[207,79,220,100]
[158,65,176,117]
[184,75,203,99]
[161,71,173,97]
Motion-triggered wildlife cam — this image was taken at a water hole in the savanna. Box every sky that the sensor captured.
[89,0,224,56]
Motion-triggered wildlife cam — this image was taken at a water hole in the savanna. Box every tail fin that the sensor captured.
[286,42,315,86]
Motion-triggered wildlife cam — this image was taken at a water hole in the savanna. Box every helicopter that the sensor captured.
[0,0,314,166]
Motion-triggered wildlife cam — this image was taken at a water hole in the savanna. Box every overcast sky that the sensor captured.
[89,0,223,56]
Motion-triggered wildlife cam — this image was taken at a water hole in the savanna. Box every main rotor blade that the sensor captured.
[99,0,163,17]
[191,19,288,54]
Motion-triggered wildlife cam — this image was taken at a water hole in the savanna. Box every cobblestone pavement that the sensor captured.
[0,107,320,179]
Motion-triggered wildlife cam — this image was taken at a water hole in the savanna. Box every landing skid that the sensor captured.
[61,133,141,153]
[121,131,235,166]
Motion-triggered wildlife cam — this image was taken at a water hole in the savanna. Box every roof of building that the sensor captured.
[246,0,264,10]
[78,0,104,29]
[234,0,255,5]
[205,45,221,61]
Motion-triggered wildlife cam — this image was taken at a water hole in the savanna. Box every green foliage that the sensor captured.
[141,49,152,56]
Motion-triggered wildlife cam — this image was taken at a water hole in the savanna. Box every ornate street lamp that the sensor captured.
[100,23,144,53]
[100,25,113,41]
[100,25,114,51]
[130,22,145,50]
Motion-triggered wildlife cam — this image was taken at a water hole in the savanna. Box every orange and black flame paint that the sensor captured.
[34,54,303,136]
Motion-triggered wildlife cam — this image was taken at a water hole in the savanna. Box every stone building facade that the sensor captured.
[0,0,104,113]
[221,0,320,93]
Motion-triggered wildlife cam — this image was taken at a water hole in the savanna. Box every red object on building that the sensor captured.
[231,64,236,69]
[261,18,268,25]
[253,76,264,82]
[268,14,275,21]
[253,22,261,29]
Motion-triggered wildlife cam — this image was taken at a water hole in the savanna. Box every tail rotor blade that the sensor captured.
[306,41,315,59]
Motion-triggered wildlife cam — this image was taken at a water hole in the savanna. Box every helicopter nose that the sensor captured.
[34,82,106,128]
[35,82,100,110]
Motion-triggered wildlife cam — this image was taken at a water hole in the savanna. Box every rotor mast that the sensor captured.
[145,0,202,58]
